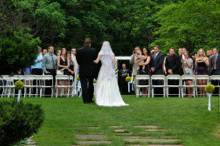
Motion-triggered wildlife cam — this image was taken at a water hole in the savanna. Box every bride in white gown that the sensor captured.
[94,41,128,107]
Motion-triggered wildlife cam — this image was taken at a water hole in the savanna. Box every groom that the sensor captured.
[76,38,99,103]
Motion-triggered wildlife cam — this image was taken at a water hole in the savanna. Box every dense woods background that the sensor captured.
[0,0,219,74]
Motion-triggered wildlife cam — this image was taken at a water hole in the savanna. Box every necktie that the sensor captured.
[51,54,55,69]
[214,54,217,70]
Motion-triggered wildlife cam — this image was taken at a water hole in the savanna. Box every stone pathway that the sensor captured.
[73,125,183,146]
[18,137,37,146]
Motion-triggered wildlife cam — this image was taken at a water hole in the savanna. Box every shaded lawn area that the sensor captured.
[9,96,220,146]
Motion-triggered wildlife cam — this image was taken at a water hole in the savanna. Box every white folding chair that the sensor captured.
[166,75,181,98]
[0,76,5,97]
[2,75,15,97]
[209,75,220,96]
[55,75,73,97]
[135,75,150,97]
[40,75,54,97]
[181,75,196,98]
[195,75,210,97]
[150,75,166,97]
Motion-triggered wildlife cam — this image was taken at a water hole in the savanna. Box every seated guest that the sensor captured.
[67,52,75,76]
[195,48,209,96]
[182,51,194,97]
[164,48,181,96]
[207,49,213,58]
[119,63,130,94]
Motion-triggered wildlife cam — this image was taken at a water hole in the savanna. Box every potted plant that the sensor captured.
[205,82,215,111]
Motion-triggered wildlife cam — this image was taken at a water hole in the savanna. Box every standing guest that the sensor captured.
[118,63,130,94]
[130,46,141,78]
[207,49,213,58]
[150,46,165,96]
[164,48,182,96]
[43,46,57,96]
[210,48,220,75]
[57,48,69,75]
[210,48,220,95]
[67,52,75,76]
[195,48,209,96]
[150,46,164,75]
[31,47,44,95]
[142,47,151,75]
[71,48,79,81]
[182,51,194,97]
[42,48,48,56]
[31,47,43,75]
[57,48,69,96]
[164,48,181,75]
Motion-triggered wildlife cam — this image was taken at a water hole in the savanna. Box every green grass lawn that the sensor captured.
[15,96,220,146]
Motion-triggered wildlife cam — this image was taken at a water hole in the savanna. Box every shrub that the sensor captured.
[0,101,44,146]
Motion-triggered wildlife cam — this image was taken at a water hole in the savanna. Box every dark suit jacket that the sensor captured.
[165,54,182,75]
[210,54,220,75]
[151,52,165,75]
[76,47,99,78]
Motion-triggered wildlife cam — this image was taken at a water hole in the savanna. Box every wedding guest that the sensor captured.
[150,46,164,75]
[57,48,69,96]
[164,48,181,75]
[57,48,68,75]
[207,49,213,58]
[118,63,130,94]
[31,47,43,75]
[42,48,48,56]
[182,51,194,97]
[210,48,220,75]
[31,47,44,95]
[71,48,79,82]
[195,48,209,96]
[142,47,151,75]
[43,46,57,96]
[150,45,165,96]
[209,48,220,95]
[164,48,181,96]
[130,46,141,78]
[67,52,75,76]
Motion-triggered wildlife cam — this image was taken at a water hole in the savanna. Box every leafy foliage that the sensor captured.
[152,0,220,53]
[0,101,44,146]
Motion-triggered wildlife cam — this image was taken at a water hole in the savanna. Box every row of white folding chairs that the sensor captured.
[135,75,220,97]
[0,75,55,97]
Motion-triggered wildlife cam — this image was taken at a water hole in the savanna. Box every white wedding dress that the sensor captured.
[95,41,128,107]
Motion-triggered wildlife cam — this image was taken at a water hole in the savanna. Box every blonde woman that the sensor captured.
[195,48,209,96]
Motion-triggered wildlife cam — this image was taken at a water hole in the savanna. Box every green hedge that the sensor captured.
[0,101,44,146]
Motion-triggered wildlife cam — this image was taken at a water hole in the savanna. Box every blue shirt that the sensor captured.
[31,53,43,69]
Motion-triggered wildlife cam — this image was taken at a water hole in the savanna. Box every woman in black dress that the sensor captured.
[57,48,69,96]
[195,48,209,96]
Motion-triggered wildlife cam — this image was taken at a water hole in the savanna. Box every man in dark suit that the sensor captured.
[150,46,165,96]
[210,48,220,75]
[210,48,220,96]
[76,38,99,103]
[150,46,165,75]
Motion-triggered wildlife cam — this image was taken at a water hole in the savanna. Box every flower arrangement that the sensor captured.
[125,76,132,82]
[205,82,215,93]
[15,80,24,103]
[15,80,24,90]
[77,75,80,81]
